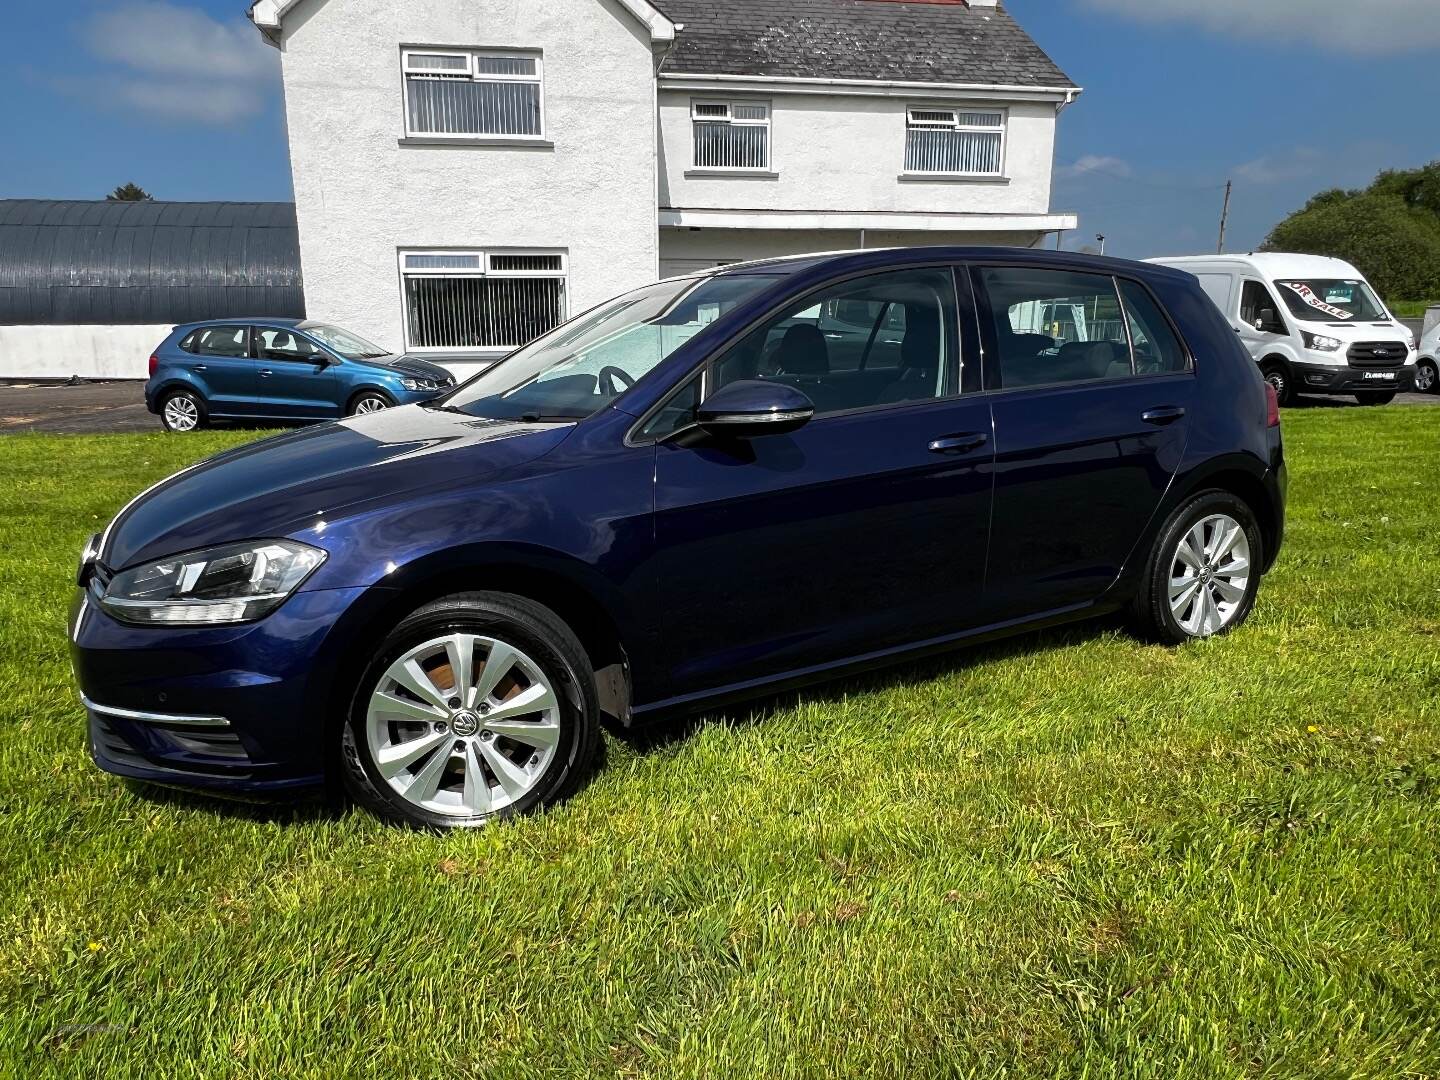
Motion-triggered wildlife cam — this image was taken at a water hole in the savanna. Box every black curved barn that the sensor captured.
[0,200,305,326]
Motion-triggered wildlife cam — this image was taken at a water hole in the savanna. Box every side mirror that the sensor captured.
[695,380,814,439]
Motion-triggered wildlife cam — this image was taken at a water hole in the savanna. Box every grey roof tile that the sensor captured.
[657,0,1075,88]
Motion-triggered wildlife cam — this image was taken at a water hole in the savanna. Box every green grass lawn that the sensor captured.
[2,410,1438,1078]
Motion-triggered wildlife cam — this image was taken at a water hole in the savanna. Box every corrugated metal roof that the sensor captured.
[0,200,305,326]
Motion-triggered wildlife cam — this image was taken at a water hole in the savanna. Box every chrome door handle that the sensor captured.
[1142,406,1186,425]
[928,432,989,455]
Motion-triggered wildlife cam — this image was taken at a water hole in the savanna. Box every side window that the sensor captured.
[257,327,327,362]
[713,267,960,416]
[191,326,250,358]
[979,267,1133,388]
[640,371,704,441]
[1241,281,1287,334]
[1118,280,1190,374]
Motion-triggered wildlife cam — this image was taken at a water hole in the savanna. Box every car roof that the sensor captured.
[174,316,305,330]
[702,246,1195,284]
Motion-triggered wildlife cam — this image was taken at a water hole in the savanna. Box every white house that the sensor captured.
[249,0,1080,371]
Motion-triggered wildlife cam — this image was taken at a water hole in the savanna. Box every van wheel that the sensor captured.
[1354,392,1396,406]
[160,389,207,432]
[340,592,602,829]
[1130,490,1264,645]
[1260,362,1293,406]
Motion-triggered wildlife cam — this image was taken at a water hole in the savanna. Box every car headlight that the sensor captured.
[98,540,326,626]
[401,377,439,391]
[1301,331,1343,352]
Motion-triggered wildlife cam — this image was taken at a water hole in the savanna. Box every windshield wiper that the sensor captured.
[518,413,578,424]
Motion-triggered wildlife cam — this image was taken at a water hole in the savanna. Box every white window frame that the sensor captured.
[398,248,568,354]
[401,47,546,141]
[902,106,1007,178]
[690,99,773,172]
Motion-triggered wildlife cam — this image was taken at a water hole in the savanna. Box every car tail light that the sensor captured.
[1264,382,1280,428]
[148,354,159,377]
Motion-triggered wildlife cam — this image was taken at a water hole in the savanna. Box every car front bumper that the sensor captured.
[69,585,371,794]
[1291,360,1414,394]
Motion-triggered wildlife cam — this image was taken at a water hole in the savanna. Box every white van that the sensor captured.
[1148,253,1417,405]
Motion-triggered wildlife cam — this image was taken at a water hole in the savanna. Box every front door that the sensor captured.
[649,266,995,701]
[252,326,341,418]
[1238,278,1291,360]
[974,265,1196,615]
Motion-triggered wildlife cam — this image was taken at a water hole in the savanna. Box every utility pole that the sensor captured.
[1217,179,1232,254]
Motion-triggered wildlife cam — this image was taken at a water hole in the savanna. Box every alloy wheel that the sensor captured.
[364,633,562,817]
[354,395,389,414]
[1168,513,1251,638]
[1418,361,1437,394]
[163,395,199,431]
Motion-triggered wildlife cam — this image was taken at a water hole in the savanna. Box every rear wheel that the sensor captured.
[340,592,601,829]
[348,391,392,416]
[1413,359,1437,395]
[1130,490,1264,644]
[1260,362,1293,406]
[1354,391,1397,406]
[160,389,207,432]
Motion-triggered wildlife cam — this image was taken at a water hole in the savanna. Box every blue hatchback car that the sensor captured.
[75,248,1285,828]
[145,318,455,430]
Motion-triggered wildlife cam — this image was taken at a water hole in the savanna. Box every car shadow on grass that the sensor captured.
[121,778,343,824]
[609,616,1126,755]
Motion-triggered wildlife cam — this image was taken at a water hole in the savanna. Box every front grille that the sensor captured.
[88,709,254,776]
[1348,341,1408,368]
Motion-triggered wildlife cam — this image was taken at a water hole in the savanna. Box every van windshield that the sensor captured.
[434,274,776,421]
[1273,279,1387,323]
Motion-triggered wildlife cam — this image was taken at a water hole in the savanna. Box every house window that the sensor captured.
[904,108,1005,175]
[403,49,543,138]
[691,101,771,170]
[400,250,567,351]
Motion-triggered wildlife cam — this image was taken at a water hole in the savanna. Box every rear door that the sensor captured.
[975,265,1196,616]
[253,326,341,418]
[187,325,257,416]
[648,265,996,700]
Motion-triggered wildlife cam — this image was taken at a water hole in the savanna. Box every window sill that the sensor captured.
[896,172,1010,184]
[399,136,554,149]
[683,169,780,179]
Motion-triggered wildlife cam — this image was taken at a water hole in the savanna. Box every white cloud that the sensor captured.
[71,2,278,125]
[1077,0,1440,53]
[1058,155,1133,179]
[1233,147,1324,185]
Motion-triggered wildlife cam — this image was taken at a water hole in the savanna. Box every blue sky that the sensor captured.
[3,0,1437,259]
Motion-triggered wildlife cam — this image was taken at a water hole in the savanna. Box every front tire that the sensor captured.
[1412,359,1437,395]
[348,391,392,416]
[160,389,207,432]
[1130,490,1264,645]
[1261,362,1293,406]
[341,592,601,829]
[1354,391,1397,406]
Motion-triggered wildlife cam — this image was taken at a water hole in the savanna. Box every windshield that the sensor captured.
[298,322,392,359]
[435,274,777,421]
[1273,279,1388,323]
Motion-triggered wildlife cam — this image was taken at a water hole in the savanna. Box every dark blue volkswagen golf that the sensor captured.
[73,249,1285,828]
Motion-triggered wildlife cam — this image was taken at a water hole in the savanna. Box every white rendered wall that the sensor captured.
[276,0,661,356]
[659,90,1059,216]
[0,325,168,380]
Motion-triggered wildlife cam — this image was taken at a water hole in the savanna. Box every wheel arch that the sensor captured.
[346,386,396,411]
[1168,459,1280,572]
[309,545,642,771]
